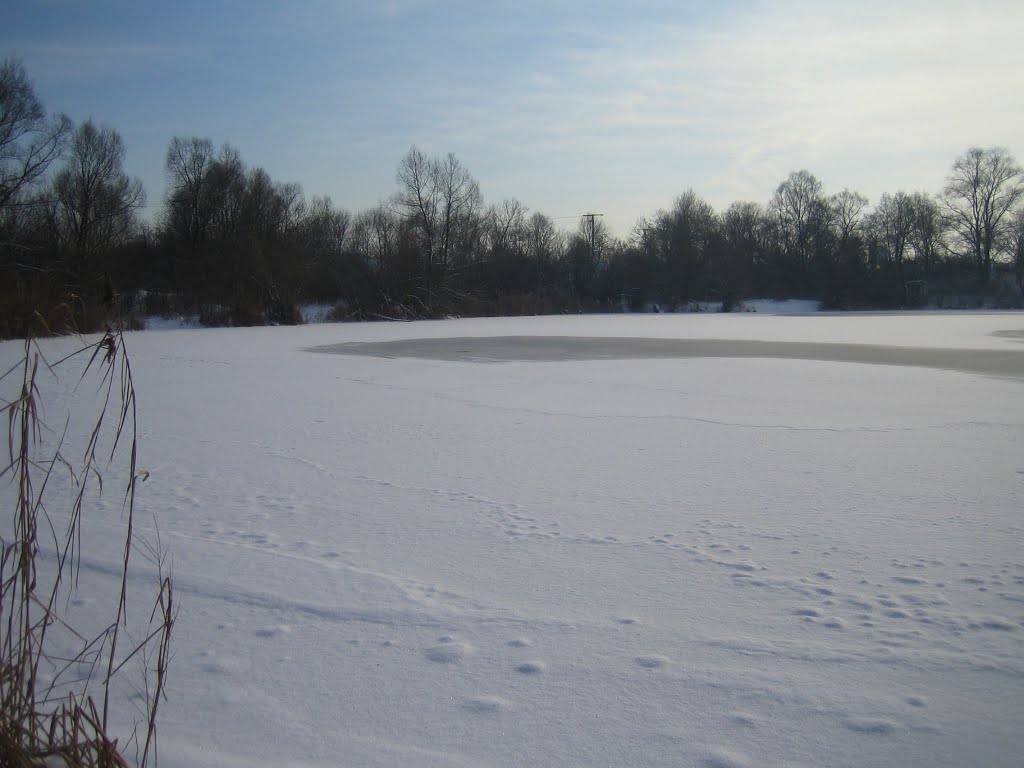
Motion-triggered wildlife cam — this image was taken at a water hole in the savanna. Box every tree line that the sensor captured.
[3,57,1023,337]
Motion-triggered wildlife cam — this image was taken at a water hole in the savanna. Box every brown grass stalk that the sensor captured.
[1,320,174,767]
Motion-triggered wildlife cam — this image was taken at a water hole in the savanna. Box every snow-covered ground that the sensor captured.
[3,313,1023,767]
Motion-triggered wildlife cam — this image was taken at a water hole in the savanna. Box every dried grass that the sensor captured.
[1,318,174,767]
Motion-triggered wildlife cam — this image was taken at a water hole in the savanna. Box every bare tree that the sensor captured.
[721,201,765,258]
[525,211,562,294]
[52,120,145,265]
[770,170,833,281]
[434,151,482,272]
[869,191,915,272]
[721,201,771,297]
[394,146,483,289]
[0,59,72,218]
[941,146,1023,279]
[830,188,868,249]
[394,146,438,281]
[202,144,246,243]
[1008,208,1024,292]
[302,195,350,264]
[163,136,216,246]
[352,203,401,277]
[486,198,527,255]
[654,190,719,302]
[907,191,944,278]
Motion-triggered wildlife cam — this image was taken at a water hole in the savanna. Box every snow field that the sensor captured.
[2,312,1022,767]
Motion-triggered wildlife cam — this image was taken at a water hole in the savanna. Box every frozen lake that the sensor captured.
[3,312,1023,767]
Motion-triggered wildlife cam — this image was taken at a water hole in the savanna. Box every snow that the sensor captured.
[739,299,822,314]
[144,313,201,330]
[2,312,1023,767]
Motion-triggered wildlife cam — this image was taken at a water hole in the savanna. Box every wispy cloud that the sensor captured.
[5,1,1020,235]
[412,1,1021,226]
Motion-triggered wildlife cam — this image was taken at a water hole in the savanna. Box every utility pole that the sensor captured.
[582,212,603,265]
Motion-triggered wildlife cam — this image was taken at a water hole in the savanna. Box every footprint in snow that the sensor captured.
[843,718,897,735]
[893,576,928,585]
[253,625,291,639]
[463,695,511,713]
[635,654,672,669]
[515,660,546,674]
[425,641,473,663]
[729,712,761,728]
[702,747,753,768]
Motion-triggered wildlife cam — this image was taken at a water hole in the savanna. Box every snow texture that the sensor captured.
[2,311,1023,767]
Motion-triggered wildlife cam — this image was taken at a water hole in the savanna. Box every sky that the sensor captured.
[3,0,1023,238]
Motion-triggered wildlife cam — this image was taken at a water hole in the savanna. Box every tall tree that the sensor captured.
[770,170,833,289]
[163,136,214,246]
[941,147,1023,279]
[485,198,527,256]
[721,201,768,303]
[525,211,562,296]
[434,151,482,274]
[163,137,246,249]
[394,146,482,290]
[52,120,145,266]
[648,190,719,303]
[567,215,612,301]
[870,191,915,273]
[0,58,72,218]
[1008,208,1024,293]
[830,189,869,249]
[907,191,944,279]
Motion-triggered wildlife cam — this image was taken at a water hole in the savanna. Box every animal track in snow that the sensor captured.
[701,747,752,768]
[463,695,511,713]
[729,711,761,728]
[253,624,292,639]
[635,654,672,669]
[426,639,473,663]
[843,718,897,735]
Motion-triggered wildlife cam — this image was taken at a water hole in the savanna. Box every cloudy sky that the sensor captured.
[4,0,1022,237]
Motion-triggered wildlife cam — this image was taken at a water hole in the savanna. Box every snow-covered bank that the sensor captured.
[2,313,1022,767]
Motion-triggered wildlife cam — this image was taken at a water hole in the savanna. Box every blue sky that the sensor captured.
[4,0,1022,237]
